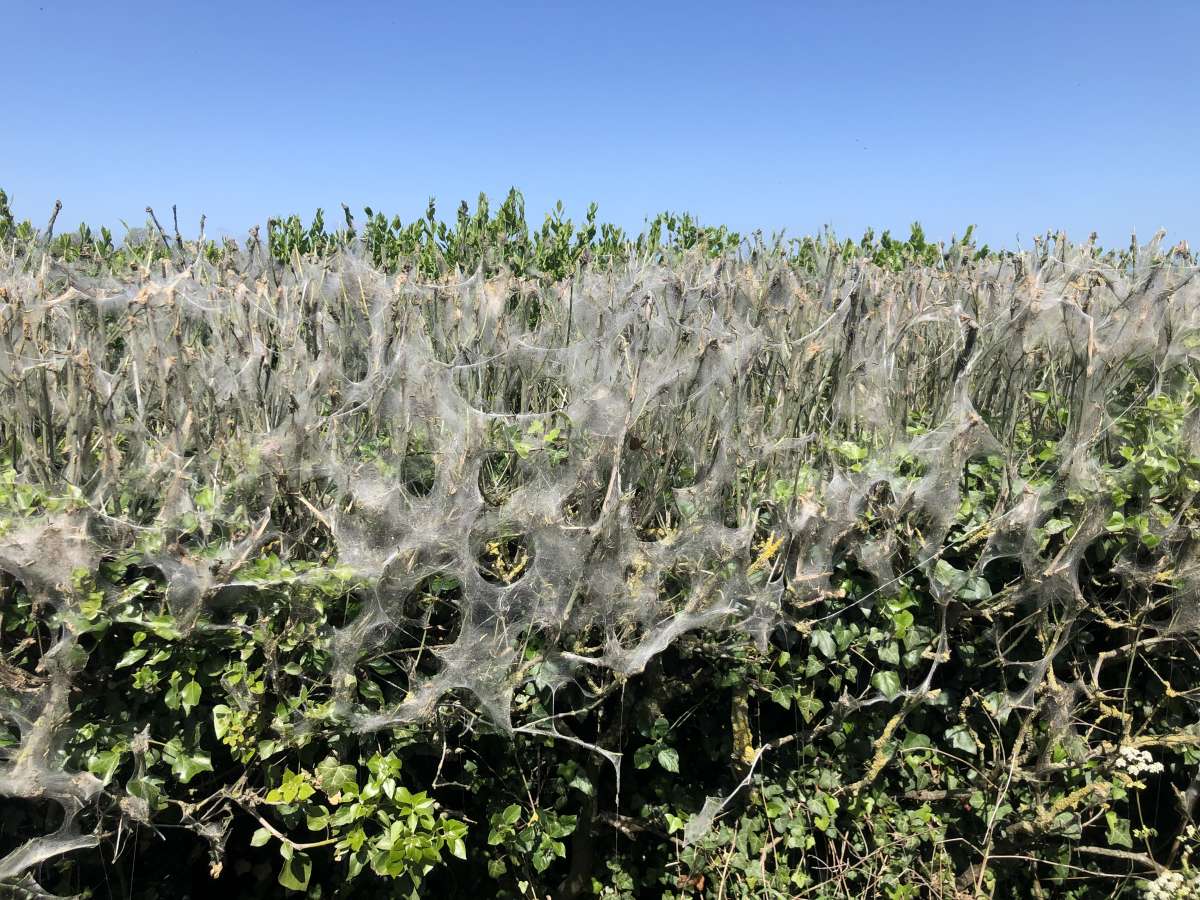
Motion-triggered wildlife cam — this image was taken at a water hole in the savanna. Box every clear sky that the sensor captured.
[2,0,1196,249]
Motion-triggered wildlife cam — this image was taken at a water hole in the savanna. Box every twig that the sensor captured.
[145,206,171,251]
[45,199,62,240]
[1073,844,1163,874]
[232,799,337,851]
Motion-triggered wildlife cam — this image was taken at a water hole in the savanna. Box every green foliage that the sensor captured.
[7,185,1142,281]
[254,753,467,893]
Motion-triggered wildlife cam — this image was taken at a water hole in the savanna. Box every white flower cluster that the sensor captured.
[1117,745,1165,777]
[1144,869,1200,899]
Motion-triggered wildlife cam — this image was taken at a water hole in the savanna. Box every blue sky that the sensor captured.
[2,0,1196,248]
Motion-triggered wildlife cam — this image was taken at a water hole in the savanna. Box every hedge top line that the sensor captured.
[1,188,1194,280]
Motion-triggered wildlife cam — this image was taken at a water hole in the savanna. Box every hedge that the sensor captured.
[1,197,1199,898]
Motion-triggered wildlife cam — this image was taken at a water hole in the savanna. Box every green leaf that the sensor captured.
[126,775,162,810]
[890,611,914,639]
[86,747,125,784]
[147,615,181,641]
[501,804,522,826]
[901,731,932,751]
[116,578,152,603]
[945,725,978,755]
[315,757,357,794]
[958,577,992,601]
[1106,811,1133,848]
[357,678,385,704]
[567,772,594,796]
[932,559,967,591]
[212,704,233,741]
[1042,517,1072,536]
[181,680,201,715]
[633,745,654,769]
[795,692,823,724]
[79,592,103,621]
[837,440,868,461]
[278,850,312,891]
[657,747,680,773]
[251,827,272,847]
[115,647,149,669]
[170,751,213,784]
[811,629,836,659]
[871,671,902,701]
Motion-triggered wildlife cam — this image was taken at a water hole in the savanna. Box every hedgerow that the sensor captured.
[0,192,1199,899]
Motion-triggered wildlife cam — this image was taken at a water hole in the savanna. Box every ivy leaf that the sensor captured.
[933,560,967,592]
[650,716,670,740]
[1106,811,1133,848]
[126,776,162,810]
[116,578,152,603]
[568,772,594,796]
[811,629,836,659]
[795,693,823,725]
[958,577,992,602]
[901,731,932,751]
[871,671,902,701]
[315,757,357,794]
[878,642,901,666]
[170,751,212,784]
[837,440,868,462]
[357,678,384,704]
[1042,517,1072,536]
[79,592,103,621]
[890,611,914,639]
[945,725,978,755]
[86,747,125,784]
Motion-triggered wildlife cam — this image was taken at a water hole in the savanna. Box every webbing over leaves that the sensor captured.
[0,231,1198,892]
